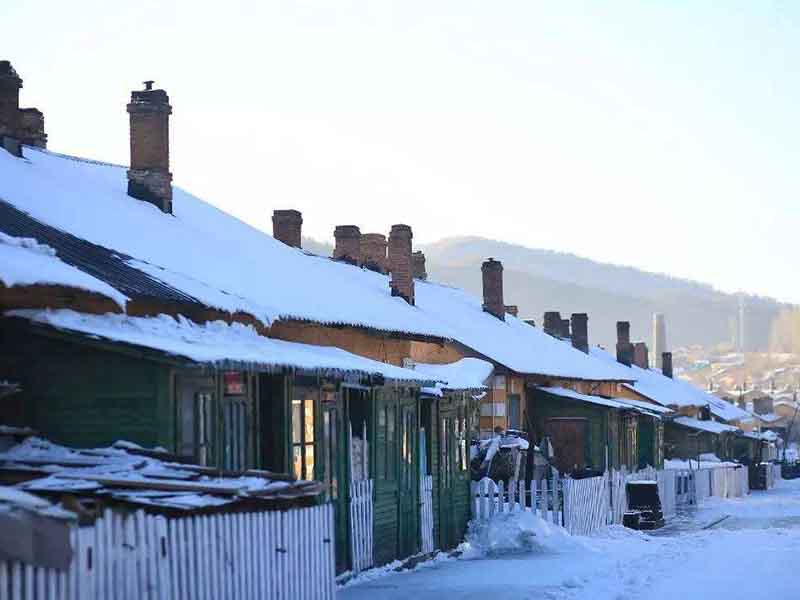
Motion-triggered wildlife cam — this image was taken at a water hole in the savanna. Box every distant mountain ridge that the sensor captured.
[302,235,788,351]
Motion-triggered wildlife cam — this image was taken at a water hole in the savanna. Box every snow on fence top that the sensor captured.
[7,309,441,385]
[0,434,323,513]
[0,147,634,383]
[0,231,127,308]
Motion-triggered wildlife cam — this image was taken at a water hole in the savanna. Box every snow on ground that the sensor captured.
[340,478,800,600]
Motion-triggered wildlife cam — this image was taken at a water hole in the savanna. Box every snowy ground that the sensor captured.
[340,478,800,600]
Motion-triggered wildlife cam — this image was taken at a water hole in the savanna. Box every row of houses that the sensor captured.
[0,61,777,592]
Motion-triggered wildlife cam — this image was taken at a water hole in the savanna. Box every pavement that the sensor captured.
[339,477,800,600]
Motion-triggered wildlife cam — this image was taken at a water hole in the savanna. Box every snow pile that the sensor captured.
[462,511,581,558]
[0,232,127,308]
[7,309,440,384]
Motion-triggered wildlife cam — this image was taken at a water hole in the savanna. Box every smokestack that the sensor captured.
[412,251,427,280]
[633,342,649,369]
[481,258,504,320]
[662,352,673,379]
[272,209,303,248]
[616,321,633,366]
[652,313,667,369]
[543,312,562,337]
[0,61,21,140]
[505,305,519,318]
[388,224,414,304]
[127,80,173,213]
[333,225,361,264]
[361,233,388,273]
[570,313,589,353]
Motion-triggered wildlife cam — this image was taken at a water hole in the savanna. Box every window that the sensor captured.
[292,389,316,480]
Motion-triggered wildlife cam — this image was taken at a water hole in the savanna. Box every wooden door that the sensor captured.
[176,374,215,465]
[372,389,400,565]
[545,417,587,473]
[398,398,419,559]
[321,387,349,573]
[638,418,655,469]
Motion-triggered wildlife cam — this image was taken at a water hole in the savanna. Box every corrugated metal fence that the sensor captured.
[349,479,373,574]
[420,476,434,554]
[0,504,335,600]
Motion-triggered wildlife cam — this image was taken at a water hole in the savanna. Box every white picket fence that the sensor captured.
[349,479,374,574]
[0,504,336,600]
[563,474,609,535]
[420,476,434,554]
[766,463,782,489]
[471,475,562,525]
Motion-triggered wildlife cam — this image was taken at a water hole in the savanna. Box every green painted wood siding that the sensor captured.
[0,324,173,450]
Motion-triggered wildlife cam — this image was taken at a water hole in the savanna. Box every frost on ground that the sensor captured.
[340,478,800,600]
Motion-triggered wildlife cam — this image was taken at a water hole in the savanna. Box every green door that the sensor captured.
[398,398,420,559]
[320,385,349,573]
[638,417,655,469]
[437,395,471,550]
[373,388,400,565]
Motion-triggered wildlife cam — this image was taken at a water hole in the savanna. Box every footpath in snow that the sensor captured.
[339,478,800,600]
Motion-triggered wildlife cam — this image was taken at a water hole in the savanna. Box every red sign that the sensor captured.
[223,372,245,395]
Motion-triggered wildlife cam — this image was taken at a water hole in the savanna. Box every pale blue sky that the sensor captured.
[4,1,799,302]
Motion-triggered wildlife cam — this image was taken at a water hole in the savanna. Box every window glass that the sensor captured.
[292,400,302,444]
[291,381,317,480]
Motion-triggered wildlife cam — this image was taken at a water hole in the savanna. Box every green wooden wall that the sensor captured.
[0,322,174,450]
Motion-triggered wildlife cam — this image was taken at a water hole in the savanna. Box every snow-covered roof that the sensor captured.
[538,386,671,417]
[755,412,783,424]
[1,436,322,512]
[413,358,493,395]
[0,147,632,383]
[705,393,752,423]
[591,347,709,410]
[671,416,739,435]
[8,309,440,385]
[0,232,127,308]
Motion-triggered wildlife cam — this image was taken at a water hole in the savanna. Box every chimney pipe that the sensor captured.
[481,258,505,320]
[333,225,361,264]
[662,352,673,379]
[543,311,562,337]
[633,342,649,369]
[0,61,21,140]
[361,233,388,273]
[127,80,173,213]
[272,209,303,248]
[570,313,589,353]
[505,305,519,318]
[560,319,571,339]
[616,321,634,366]
[412,251,427,280]
[388,224,414,304]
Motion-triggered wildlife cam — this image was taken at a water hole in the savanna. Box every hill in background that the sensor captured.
[303,235,788,351]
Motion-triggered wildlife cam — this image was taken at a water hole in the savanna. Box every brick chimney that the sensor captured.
[361,233,387,273]
[333,225,361,264]
[412,251,427,280]
[0,61,22,140]
[272,209,303,248]
[662,352,673,379]
[388,224,414,304]
[505,305,519,318]
[570,313,589,353]
[616,321,634,366]
[560,319,571,339]
[543,311,562,337]
[127,80,173,213]
[18,108,46,148]
[481,258,504,320]
[633,342,649,369]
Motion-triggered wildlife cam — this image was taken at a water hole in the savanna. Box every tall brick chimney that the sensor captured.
[127,80,173,213]
[570,313,589,353]
[412,251,427,280]
[18,108,46,148]
[481,258,505,320]
[616,321,634,366]
[333,225,361,264]
[560,319,571,339]
[388,224,414,304]
[0,61,22,140]
[662,352,673,379]
[633,342,649,369]
[543,311,562,337]
[361,233,387,273]
[272,209,303,248]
